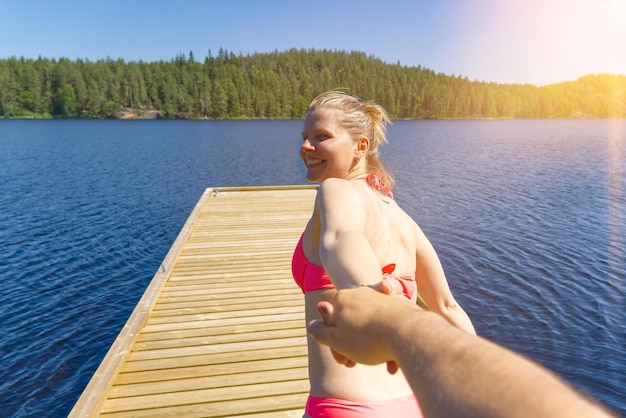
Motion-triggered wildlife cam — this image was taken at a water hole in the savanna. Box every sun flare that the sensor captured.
[603,0,626,20]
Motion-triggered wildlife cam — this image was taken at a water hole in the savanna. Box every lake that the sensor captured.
[0,119,624,417]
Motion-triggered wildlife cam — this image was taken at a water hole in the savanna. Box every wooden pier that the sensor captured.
[70,185,318,417]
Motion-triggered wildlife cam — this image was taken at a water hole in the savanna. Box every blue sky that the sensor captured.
[1,0,625,86]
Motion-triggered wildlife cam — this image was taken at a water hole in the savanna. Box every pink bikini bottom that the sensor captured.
[305,394,423,418]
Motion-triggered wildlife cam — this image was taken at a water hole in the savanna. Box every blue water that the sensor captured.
[0,119,624,417]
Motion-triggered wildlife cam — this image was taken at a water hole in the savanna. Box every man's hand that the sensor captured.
[307,285,414,373]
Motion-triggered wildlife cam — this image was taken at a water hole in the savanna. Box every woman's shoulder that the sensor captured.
[319,177,358,189]
[315,178,369,219]
[318,178,365,201]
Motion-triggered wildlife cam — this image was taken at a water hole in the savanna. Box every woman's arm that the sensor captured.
[414,226,476,334]
[315,179,383,288]
[316,178,473,335]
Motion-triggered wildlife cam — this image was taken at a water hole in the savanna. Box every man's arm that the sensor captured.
[308,287,614,418]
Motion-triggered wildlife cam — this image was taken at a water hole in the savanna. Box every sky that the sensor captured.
[1,0,625,86]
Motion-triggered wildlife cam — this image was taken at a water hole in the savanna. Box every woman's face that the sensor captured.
[301,108,357,182]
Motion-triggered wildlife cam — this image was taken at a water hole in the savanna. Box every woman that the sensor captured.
[292,90,476,417]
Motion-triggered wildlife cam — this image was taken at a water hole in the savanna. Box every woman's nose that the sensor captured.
[301,139,315,151]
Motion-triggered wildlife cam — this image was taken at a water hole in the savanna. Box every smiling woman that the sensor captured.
[294,91,476,417]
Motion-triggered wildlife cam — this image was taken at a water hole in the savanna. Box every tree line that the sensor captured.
[1,48,625,119]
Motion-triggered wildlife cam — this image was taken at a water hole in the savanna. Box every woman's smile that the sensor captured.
[305,157,324,168]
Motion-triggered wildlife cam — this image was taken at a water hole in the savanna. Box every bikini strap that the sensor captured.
[366,172,393,199]
[381,263,417,301]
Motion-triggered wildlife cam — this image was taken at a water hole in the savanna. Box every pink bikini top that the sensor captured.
[291,234,417,299]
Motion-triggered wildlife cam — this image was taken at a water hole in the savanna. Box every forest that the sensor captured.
[1,48,625,120]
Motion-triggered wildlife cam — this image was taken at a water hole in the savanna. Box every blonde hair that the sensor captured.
[307,90,395,190]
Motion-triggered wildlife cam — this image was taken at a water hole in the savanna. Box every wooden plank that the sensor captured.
[122,345,308,373]
[126,336,308,362]
[101,380,310,412]
[109,367,309,398]
[135,319,305,343]
[140,313,305,333]
[115,356,308,384]
[70,185,316,417]
[99,394,308,418]
[132,329,305,352]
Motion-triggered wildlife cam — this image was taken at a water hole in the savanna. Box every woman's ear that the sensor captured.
[357,137,370,155]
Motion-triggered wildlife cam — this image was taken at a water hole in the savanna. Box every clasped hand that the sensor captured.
[307,278,414,374]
